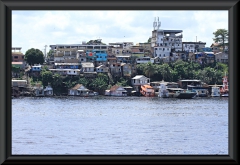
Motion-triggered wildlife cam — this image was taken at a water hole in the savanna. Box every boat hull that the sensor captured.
[176,92,197,99]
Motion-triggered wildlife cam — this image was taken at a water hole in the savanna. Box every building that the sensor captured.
[105,85,127,96]
[215,52,228,63]
[109,42,133,56]
[96,65,109,73]
[150,17,183,62]
[68,84,90,96]
[182,41,206,53]
[49,42,110,63]
[131,75,150,92]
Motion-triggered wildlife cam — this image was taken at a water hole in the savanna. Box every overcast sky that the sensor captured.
[12,10,228,54]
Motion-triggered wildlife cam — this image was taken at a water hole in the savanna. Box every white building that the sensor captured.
[182,41,206,53]
[151,17,183,62]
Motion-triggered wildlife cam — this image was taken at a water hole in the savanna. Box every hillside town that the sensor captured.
[11,19,229,98]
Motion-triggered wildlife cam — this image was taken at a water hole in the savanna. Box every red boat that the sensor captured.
[140,84,155,97]
[220,76,229,97]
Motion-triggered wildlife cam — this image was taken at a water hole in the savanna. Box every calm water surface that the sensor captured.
[12,96,228,155]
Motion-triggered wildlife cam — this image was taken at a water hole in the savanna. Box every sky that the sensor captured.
[12,10,228,55]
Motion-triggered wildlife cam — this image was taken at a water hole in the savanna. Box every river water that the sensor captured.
[12,96,228,155]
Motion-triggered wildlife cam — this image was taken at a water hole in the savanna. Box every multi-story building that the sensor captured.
[12,47,26,70]
[182,41,206,53]
[49,42,110,63]
[150,18,183,62]
[109,42,133,56]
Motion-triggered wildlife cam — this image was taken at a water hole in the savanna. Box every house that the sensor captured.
[96,65,109,73]
[44,84,53,96]
[68,84,90,96]
[105,85,127,96]
[81,62,95,72]
[215,52,228,63]
[28,64,42,77]
[81,62,97,77]
[107,54,117,66]
[121,63,132,77]
[54,63,81,69]
[131,75,150,92]
[136,57,154,64]
[109,63,122,76]
[116,56,131,63]
[33,84,45,97]
[49,69,81,76]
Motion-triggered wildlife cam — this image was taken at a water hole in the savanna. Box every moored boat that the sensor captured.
[211,85,220,97]
[140,84,155,97]
[167,88,197,99]
[220,76,229,97]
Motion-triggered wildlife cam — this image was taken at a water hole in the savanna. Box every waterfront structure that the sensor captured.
[44,84,53,96]
[158,82,169,98]
[131,75,150,92]
[178,79,209,97]
[140,84,155,97]
[68,84,90,96]
[105,85,127,96]
[211,85,220,97]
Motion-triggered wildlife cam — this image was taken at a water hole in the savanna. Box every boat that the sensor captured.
[211,85,220,97]
[140,84,155,97]
[158,82,169,98]
[178,79,209,97]
[220,75,229,97]
[167,88,197,99]
[187,85,209,97]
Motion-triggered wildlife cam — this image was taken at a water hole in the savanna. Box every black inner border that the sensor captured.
[0,0,239,164]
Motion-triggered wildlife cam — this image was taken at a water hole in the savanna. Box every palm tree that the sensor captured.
[144,62,155,82]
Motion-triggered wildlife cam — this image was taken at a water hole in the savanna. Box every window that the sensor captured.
[164,54,165,57]
[14,56,18,59]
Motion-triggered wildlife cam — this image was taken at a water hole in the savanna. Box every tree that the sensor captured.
[213,29,228,52]
[144,62,156,81]
[40,70,53,87]
[25,48,44,66]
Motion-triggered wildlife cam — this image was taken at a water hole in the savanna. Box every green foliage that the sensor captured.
[12,66,20,73]
[25,48,44,66]
[116,77,128,87]
[40,70,53,87]
[135,61,227,85]
[213,29,228,51]
[77,77,89,87]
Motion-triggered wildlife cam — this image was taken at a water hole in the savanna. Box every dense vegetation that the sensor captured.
[136,60,228,85]
[29,60,228,95]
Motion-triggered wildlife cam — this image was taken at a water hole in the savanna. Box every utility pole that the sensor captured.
[44,45,47,58]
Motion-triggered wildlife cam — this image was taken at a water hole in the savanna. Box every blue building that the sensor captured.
[200,47,212,52]
[86,50,107,62]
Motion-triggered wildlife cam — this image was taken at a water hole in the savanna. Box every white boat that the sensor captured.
[158,82,169,98]
[211,85,220,97]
